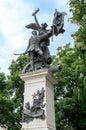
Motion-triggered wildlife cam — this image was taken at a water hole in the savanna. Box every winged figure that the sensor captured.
[15,9,66,73]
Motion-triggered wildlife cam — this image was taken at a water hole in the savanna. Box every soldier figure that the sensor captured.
[24,30,51,71]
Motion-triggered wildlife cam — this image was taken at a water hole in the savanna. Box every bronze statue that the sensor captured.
[15,9,66,73]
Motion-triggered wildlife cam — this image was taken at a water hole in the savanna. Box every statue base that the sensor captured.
[20,69,57,130]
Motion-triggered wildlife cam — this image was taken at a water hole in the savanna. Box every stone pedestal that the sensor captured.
[20,69,57,130]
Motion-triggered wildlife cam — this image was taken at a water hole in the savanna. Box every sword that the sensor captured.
[32,8,39,16]
[14,51,27,55]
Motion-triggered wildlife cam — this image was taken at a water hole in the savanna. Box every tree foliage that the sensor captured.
[0,55,29,129]
[69,0,86,51]
[0,72,16,129]
[7,55,29,130]
[53,1,86,128]
[54,43,86,130]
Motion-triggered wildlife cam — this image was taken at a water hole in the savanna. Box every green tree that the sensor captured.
[0,55,29,130]
[69,0,86,52]
[0,72,16,129]
[54,43,86,130]
[53,1,86,129]
[6,55,29,130]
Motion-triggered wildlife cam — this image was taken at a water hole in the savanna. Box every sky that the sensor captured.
[0,0,78,75]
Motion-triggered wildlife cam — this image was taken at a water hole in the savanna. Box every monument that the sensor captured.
[16,8,66,130]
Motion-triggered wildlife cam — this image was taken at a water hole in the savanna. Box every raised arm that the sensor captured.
[32,8,41,30]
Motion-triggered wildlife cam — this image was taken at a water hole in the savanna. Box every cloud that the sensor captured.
[0,0,34,73]
[0,0,32,49]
